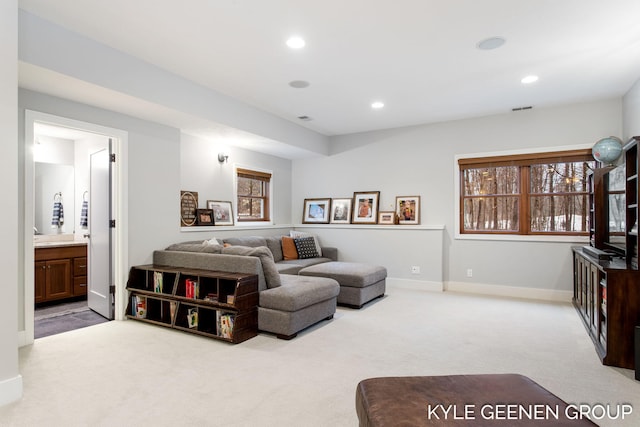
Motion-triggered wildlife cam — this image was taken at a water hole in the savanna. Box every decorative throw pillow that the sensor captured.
[221,245,281,289]
[289,230,322,257]
[203,237,220,246]
[294,237,319,259]
[281,236,298,260]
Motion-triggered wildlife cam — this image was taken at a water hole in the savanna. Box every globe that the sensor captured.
[592,137,622,165]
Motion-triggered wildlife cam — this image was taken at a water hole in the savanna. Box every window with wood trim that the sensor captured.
[459,149,596,235]
[236,168,271,222]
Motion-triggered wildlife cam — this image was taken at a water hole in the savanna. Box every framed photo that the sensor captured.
[330,198,352,224]
[196,208,215,226]
[396,196,420,225]
[378,211,396,225]
[206,200,234,226]
[180,190,198,226]
[303,198,331,224]
[352,191,380,224]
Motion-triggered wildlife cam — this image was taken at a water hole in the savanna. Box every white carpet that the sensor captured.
[2,284,639,426]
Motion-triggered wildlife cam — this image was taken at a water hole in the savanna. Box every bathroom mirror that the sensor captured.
[34,162,75,235]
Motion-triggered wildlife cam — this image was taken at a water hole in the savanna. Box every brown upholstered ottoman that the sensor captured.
[356,374,598,426]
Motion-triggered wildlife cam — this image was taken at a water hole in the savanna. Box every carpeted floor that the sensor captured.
[34,301,109,339]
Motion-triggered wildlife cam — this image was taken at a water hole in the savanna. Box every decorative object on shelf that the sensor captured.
[196,208,215,226]
[206,200,234,226]
[352,191,380,224]
[180,190,198,226]
[592,136,623,165]
[396,196,420,225]
[378,211,395,225]
[330,198,352,224]
[217,152,229,163]
[302,198,331,224]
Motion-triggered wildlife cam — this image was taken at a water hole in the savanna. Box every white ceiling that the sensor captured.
[18,0,640,143]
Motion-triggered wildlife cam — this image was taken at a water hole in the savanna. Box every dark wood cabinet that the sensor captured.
[574,136,640,370]
[573,248,640,369]
[35,244,88,303]
[126,265,258,344]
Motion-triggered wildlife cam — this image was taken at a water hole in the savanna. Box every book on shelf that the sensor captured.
[187,307,198,328]
[132,295,146,318]
[185,279,198,299]
[204,293,218,302]
[227,295,235,304]
[219,313,235,339]
[170,301,177,320]
[153,271,163,293]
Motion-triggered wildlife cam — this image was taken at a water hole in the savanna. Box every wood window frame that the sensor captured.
[459,149,594,236]
[236,167,271,222]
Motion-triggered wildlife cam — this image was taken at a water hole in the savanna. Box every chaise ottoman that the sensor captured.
[355,374,598,426]
[298,261,386,308]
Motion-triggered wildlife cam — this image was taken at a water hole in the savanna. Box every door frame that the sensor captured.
[22,110,129,346]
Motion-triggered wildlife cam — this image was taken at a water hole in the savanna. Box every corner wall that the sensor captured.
[293,99,623,300]
[0,0,22,406]
[623,77,640,139]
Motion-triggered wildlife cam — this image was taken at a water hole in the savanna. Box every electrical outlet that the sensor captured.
[466,269,473,277]
[411,266,421,274]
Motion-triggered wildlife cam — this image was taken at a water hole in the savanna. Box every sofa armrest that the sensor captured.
[321,247,338,261]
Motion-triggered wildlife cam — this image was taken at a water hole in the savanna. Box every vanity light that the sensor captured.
[218,153,229,163]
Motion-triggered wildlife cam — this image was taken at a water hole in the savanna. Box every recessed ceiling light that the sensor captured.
[286,36,305,49]
[289,80,310,88]
[521,75,539,84]
[371,101,385,109]
[477,37,506,50]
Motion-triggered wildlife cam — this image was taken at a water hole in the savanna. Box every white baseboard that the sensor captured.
[0,374,22,406]
[17,330,29,348]
[445,281,572,303]
[387,277,444,292]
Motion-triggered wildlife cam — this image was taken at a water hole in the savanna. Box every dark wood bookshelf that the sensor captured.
[125,265,258,344]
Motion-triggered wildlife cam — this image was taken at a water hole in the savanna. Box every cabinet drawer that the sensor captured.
[74,257,87,276]
[74,276,87,296]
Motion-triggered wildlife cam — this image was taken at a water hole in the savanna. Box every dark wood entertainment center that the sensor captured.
[572,137,640,369]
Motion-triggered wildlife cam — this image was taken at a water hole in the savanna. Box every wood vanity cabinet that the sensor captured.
[35,244,88,303]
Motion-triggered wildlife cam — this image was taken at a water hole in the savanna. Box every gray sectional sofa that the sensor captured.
[152,235,340,339]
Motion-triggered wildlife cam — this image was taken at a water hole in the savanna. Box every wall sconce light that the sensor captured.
[218,153,229,163]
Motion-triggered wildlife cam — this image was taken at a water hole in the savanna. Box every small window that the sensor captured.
[459,149,595,235]
[236,168,271,222]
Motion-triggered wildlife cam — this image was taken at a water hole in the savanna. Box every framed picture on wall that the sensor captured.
[396,196,420,225]
[330,198,352,224]
[303,198,331,224]
[206,200,234,226]
[196,208,215,226]
[352,191,380,224]
[378,211,395,225]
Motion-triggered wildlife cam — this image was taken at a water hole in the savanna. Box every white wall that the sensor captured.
[293,99,623,300]
[0,0,22,406]
[623,77,640,139]
[179,133,293,228]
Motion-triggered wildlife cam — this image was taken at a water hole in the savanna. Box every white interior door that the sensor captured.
[87,145,113,319]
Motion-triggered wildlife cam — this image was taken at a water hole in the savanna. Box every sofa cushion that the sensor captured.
[275,257,333,274]
[294,236,319,259]
[265,236,284,262]
[290,230,322,257]
[221,245,281,288]
[281,236,298,260]
[222,236,268,248]
[299,262,387,288]
[165,241,223,254]
[259,275,339,312]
